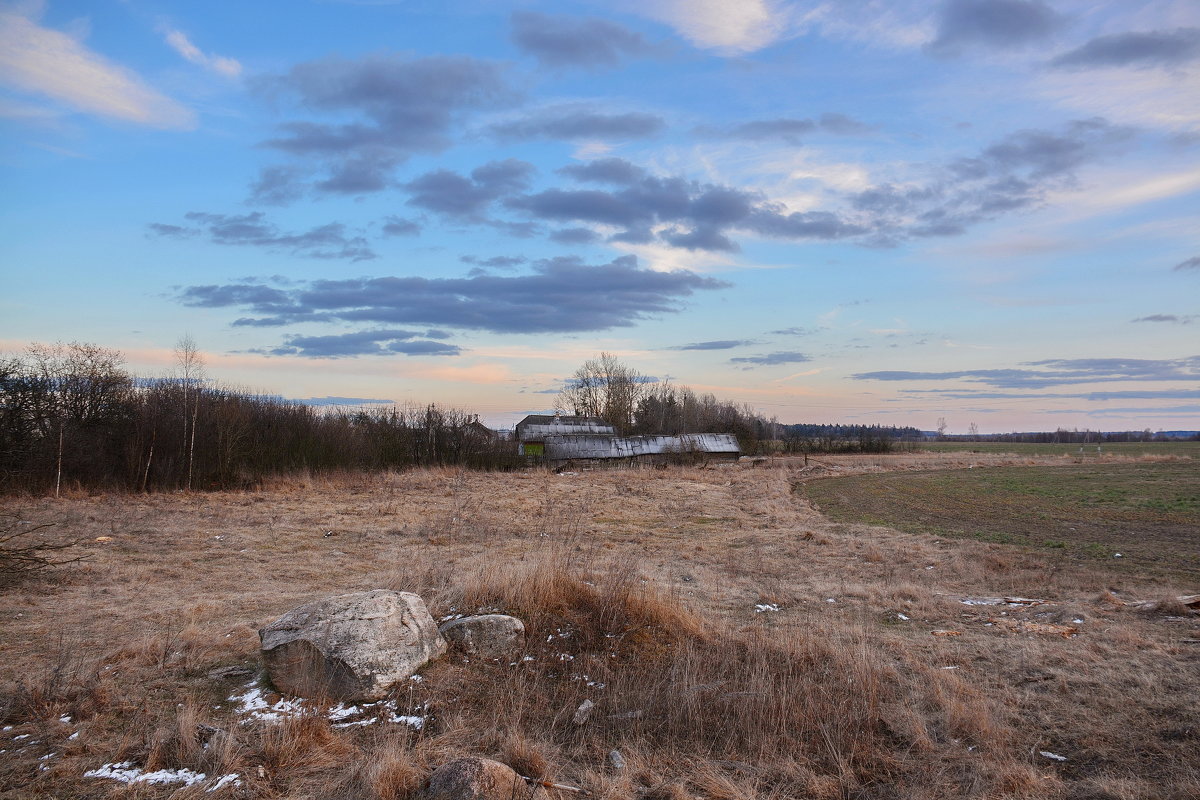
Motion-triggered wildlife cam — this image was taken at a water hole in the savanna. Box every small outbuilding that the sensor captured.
[544,432,741,466]
[514,414,615,456]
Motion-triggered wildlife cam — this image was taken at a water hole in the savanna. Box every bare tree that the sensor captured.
[174,336,205,491]
[557,352,651,434]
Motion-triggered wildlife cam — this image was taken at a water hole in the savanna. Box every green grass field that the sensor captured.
[800,460,1200,579]
[913,440,1200,457]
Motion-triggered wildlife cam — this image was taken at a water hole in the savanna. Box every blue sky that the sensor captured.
[1,0,1197,432]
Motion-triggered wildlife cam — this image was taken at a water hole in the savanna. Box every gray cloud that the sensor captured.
[851,118,1132,240]
[1051,28,1200,70]
[381,216,421,237]
[557,157,646,184]
[248,165,308,206]
[404,159,535,219]
[510,12,654,69]
[927,0,1063,56]
[548,227,600,244]
[256,55,516,197]
[720,112,871,142]
[178,255,727,334]
[901,388,1200,401]
[854,356,1200,389]
[730,351,812,366]
[770,326,818,336]
[1132,314,1195,324]
[670,340,754,351]
[508,168,863,252]
[491,107,665,141]
[1175,256,1200,271]
[460,255,527,270]
[267,328,461,358]
[150,212,375,261]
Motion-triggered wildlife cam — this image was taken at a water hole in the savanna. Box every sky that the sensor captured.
[1,0,1198,433]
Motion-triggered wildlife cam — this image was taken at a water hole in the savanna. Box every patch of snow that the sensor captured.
[940,666,959,670]
[1113,553,1123,558]
[1073,619,1084,624]
[39,752,57,760]
[522,655,535,662]
[227,683,304,724]
[58,715,72,724]
[332,718,377,729]
[84,761,208,786]
[2,725,12,731]
[68,732,79,741]
[897,613,910,621]
[208,773,242,792]
[1040,751,1067,761]
[754,603,780,613]
[409,674,423,682]
[825,598,836,604]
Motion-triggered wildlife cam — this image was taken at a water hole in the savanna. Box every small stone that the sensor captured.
[572,699,594,725]
[439,614,525,659]
[426,757,547,800]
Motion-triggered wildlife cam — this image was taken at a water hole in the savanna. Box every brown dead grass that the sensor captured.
[0,455,1197,798]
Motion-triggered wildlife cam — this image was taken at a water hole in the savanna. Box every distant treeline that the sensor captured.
[0,343,515,495]
[943,429,1200,443]
[779,424,922,454]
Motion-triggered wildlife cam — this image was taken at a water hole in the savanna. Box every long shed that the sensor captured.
[543,433,740,465]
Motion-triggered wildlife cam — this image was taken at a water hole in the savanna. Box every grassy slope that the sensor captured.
[1,454,1198,799]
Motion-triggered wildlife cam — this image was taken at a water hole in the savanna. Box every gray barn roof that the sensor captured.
[544,433,740,460]
[515,415,615,441]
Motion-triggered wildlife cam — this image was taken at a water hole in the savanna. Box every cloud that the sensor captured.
[268,329,460,357]
[719,113,871,142]
[149,212,375,261]
[381,216,420,237]
[177,255,728,334]
[460,255,527,270]
[901,388,1200,401]
[257,54,516,195]
[1175,256,1200,271]
[927,0,1063,57]
[557,157,647,184]
[509,165,863,252]
[0,6,194,128]
[490,106,665,141]
[854,356,1200,389]
[770,326,818,336]
[404,159,536,219]
[1132,314,1196,324]
[1051,28,1200,70]
[510,12,654,69]
[548,227,600,244]
[850,118,1133,240]
[730,351,812,365]
[293,396,395,406]
[248,165,308,206]
[163,29,241,77]
[629,0,791,55]
[671,340,754,351]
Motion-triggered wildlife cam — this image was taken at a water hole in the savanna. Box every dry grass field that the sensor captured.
[1,451,1198,799]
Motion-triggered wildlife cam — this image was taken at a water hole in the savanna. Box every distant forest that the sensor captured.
[2,342,1189,495]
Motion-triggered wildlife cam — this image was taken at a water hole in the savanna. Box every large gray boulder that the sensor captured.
[439,614,525,659]
[426,757,547,800]
[259,590,446,701]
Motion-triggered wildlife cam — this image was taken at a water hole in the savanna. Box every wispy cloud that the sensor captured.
[730,351,812,366]
[0,6,194,128]
[163,29,241,77]
[855,356,1200,389]
[149,212,375,261]
[510,12,657,69]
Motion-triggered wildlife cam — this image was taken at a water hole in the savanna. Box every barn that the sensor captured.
[543,433,741,467]
[514,414,615,457]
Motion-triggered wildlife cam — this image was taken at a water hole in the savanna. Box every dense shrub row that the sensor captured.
[0,343,515,494]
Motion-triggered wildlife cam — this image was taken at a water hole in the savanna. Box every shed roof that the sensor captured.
[515,414,615,441]
[544,433,740,460]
